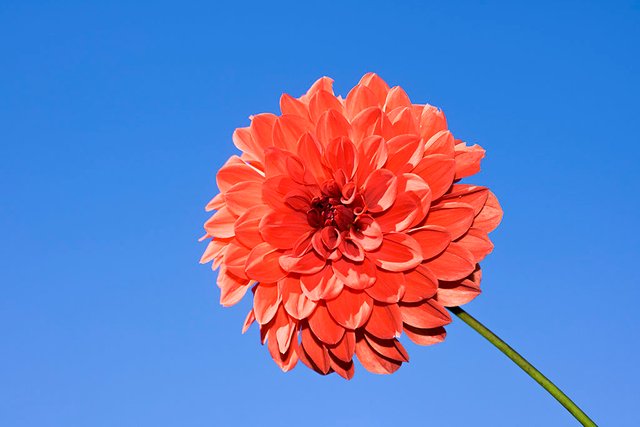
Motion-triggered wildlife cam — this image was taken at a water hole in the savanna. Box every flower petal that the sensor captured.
[375,192,421,233]
[279,276,317,320]
[350,215,383,251]
[424,241,475,281]
[368,233,422,272]
[249,113,277,152]
[400,299,451,329]
[224,181,264,216]
[280,93,310,120]
[217,268,252,307]
[233,205,270,248]
[426,202,475,240]
[300,264,343,301]
[332,257,377,290]
[385,134,423,174]
[457,227,494,263]
[328,331,356,363]
[253,283,280,325]
[315,109,351,148]
[365,334,409,362]
[408,225,451,259]
[204,206,236,239]
[442,184,489,215]
[419,105,447,141]
[403,325,447,346]
[259,211,313,250]
[362,169,398,213]
[413,154,456,200]
[364,302,403,339]
[454,142,485,179]
[345,84,379,119]
[216,155,264,193]
[424,130,455,157]
[437,266,482,307]
[324,137,358,179]
[365,269,405,304]
[473,191,503,233]
[245,242,287,282]
[300,323,331,374]
[308,303,345,345]
[358,73,391,106]
[326,288,373,329]
[402,265,438,302]
[279,250,326,275]
[355,335,402,374]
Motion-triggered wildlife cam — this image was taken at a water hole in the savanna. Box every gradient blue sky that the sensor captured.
[1,1,639,426]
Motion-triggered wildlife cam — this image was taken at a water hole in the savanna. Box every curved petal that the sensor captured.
[224,181,264,216]
[454,142,485,179]
[413,154,456,200]
[384,86,412,112]
[368,233,422,272]
[375,192,421,233]
[355,335,402,374]
[365,269,405,304]
[204,206,236,239]
[300,264,343,301]
[315,109,351,148]
[365,334,409,362]
[403,325,447,346]
[328,331,356,363]
[300,323,331,374]
[245,242,287,282]
[259,211,313,250]
[345,84,379,119]
[408,225,451,260]
[279,251,326,275]
[217,268,252,307]
[442,184,489,215]
[350,215,383,251]
[362,169,397,213]
[324,137,358,179]
[216,155,264,193]
[326,288,373,329]
[437,266,482,307]
[280,93,310,120]
[424,241,475,281]
[385,134,423,174]
[253,283,281,325]
[308,303,345,345]
[424,130,455,157]
[272,114,313,153]
[402,265,438,303]
[400,299,451,329]
[426,202,475,240]
[419,105,447,141]
[279,277,317,320]
[249,113,277,153]
[234,205,271,248]
[364,302,403,339]
[456,227,494,263]
[332,257,377,290]
[358,73,391,106]
[473,191,503,233]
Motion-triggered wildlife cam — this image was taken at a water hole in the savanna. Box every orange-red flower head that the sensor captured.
[200,73,502,378]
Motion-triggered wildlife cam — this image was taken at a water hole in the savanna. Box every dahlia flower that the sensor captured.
[200,73,502,378]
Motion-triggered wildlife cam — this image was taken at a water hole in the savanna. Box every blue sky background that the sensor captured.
[1,1,639,426]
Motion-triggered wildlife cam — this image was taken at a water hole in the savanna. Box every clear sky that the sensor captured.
[1,1,639,426]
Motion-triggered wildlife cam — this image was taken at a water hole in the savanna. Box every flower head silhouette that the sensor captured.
[201,73,502,378]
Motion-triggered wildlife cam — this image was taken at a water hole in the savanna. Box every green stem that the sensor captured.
[447,306,597,426]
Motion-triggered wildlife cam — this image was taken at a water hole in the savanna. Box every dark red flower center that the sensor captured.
[306,179,365,232]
